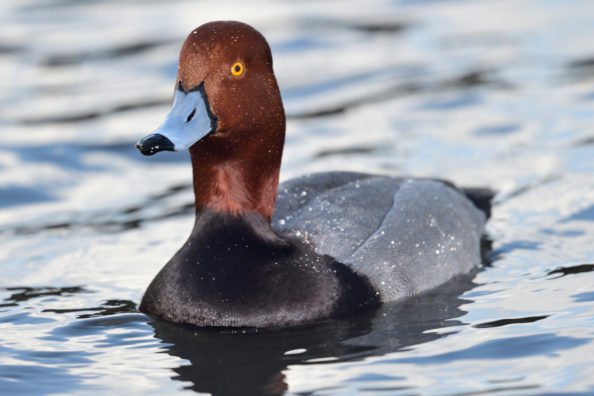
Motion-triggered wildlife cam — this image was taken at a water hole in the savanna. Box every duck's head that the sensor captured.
[137,21,285,220]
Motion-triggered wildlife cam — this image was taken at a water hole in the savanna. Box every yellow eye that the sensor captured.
[231,61,244,76]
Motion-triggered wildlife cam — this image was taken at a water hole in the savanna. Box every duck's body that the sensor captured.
[136,21,491,328]
[140,173,488,328]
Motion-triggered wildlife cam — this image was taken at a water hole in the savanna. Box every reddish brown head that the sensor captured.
[137,21,285,221]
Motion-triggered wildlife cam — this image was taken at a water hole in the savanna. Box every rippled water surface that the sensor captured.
[1,0,594,394]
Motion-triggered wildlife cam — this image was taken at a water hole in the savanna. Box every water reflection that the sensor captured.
[150,274,475,395]
[1,286,89,306]
[547,263,594,278]
[16,98,170,125]
[43,299,137,319]
[0,177,193,235]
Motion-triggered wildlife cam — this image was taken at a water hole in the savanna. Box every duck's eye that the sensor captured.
[231,61,244,77]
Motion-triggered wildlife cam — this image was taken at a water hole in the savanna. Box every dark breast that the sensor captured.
[140,210,379,328]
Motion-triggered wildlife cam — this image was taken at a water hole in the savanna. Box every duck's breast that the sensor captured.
[273,172,486,301]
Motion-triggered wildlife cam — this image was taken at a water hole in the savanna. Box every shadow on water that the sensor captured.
[298,17,410,34]
[15,98,170,125]
[564,56,594,82]
[1,181,194,235]
[41,39,176,67]
[1,142,188,172]
[0,286,90,308]
[42,299,138,319]
[287,68,510,119]
[547,263,594,278]
[149,274,476,395]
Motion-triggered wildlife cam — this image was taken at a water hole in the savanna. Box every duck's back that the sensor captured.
[273,172,487,302]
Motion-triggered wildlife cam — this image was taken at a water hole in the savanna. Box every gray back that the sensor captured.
[273,172,486,302]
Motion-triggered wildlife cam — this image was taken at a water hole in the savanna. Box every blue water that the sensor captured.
[1,0,594,394]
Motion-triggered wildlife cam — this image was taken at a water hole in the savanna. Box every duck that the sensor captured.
[135,21,492,328]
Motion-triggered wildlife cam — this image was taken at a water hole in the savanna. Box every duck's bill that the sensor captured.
[136,83,217,156]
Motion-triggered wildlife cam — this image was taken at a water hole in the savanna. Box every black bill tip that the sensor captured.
[136,133,175,156]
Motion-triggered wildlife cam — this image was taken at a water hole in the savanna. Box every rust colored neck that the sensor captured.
[177,21,286,222]
[189,134,283,222]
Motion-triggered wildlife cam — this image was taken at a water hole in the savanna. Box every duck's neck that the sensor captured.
[189,139,281,221]
[190,208,288,249]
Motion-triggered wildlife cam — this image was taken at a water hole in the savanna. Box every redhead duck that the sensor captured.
[136,21,491,328]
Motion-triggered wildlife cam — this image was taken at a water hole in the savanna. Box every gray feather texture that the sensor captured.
[273,172,486,302]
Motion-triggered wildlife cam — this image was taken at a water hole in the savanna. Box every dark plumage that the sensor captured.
[140,210,380,327]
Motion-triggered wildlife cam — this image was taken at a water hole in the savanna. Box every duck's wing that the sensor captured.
[273,172,487,302]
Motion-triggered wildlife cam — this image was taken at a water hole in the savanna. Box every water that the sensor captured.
[1,0,594,394]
